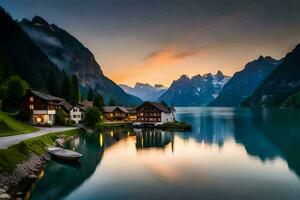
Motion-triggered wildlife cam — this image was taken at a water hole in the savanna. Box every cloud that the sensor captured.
[142,47,204,68]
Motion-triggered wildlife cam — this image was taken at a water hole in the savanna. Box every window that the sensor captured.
[29,105,34,110]
[29,96,34,102]
[73,115,77,118]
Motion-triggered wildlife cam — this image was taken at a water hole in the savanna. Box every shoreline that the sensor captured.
[0,129,83,200]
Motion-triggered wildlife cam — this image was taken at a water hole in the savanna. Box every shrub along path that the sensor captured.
[0,127,77,149]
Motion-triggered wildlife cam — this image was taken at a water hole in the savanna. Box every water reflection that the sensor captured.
[135,129,174,151]
[176,107,300,176]
[29,108,300,200]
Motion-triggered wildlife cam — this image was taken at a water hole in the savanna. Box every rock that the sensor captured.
[0,189,5,194]
[27,174,37,180]
[0,193,10,200]
[16,192,23,197]
[43,156,50,161]
[32,169,40,173]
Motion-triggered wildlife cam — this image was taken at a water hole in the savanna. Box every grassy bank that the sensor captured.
[0,128,84,171]
[0,111,38,137]
[97,122,133,129]
[157,121,192,131]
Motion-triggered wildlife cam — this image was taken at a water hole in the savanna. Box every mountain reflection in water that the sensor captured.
[29,108,300,200]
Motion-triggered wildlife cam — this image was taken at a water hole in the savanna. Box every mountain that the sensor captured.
[209,56,280,107]
[19,16,141,106]
[242,44,300,107]
[119,82,166,101]
[0,7,67,95]
[157,71,230,106]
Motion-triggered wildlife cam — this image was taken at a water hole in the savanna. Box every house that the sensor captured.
[134,101,175,125]
[58,101,86,124]
[19,89,88,125]
[19,89,60,125]
[69,104,85,124]
[103,106,131,121]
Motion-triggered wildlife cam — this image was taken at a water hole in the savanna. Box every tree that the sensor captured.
[47,68,60,96]
[87,87,94,101]
[83,107,101,128]
[93,95,104,112]
[108,98,116,106]
[1,75,29,111]
[60,70,71,101]
[70,74,79,103]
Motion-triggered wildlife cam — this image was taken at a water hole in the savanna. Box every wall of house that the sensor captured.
[70,106,83,124]
[161,112,174,123]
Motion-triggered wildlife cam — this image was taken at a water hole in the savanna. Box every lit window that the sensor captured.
[29,96,34,102]
[29,105,34,110]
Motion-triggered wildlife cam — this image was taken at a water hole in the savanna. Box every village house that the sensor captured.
[19,89,89,125]
[19,89,60,125]
[134,101,176,125]
[103,106,130,121]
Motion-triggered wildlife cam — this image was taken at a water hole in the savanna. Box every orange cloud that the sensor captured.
[142,47,203,68]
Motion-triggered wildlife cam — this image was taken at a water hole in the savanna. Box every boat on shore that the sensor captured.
[47,147,82,161]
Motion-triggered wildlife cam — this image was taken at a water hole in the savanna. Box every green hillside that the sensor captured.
[0,112,38,137]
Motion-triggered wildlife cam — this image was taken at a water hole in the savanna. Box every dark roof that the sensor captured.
[58,101,73,111]
[30,89,57,101]
[104,106,129,113]
[138,101,174,113]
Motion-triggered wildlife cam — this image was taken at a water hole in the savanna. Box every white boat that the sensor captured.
[47,147,82,161]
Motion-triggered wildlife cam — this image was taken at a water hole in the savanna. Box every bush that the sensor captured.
[83,107,101,128]
[55,110,67,125]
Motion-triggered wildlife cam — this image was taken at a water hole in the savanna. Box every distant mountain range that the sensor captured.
[18,15,141,106]
[209,56,280,107]
[119,83,166,101]
[157,71,230,106]
[242,44,300,107]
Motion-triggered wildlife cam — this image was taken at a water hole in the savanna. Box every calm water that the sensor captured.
[29,107,300,200]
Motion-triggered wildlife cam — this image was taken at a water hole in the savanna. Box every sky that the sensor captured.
[2,0,300,87]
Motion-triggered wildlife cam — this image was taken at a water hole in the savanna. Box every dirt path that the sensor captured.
[0,127,77,149]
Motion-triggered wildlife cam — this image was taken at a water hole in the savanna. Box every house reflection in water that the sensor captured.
[135,129,174,152]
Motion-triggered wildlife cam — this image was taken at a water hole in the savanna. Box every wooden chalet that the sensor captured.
[134,101,175,125]
[19,89,62,125]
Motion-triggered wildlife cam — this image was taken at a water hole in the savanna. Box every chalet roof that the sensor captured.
[30,89,58,101]
[58,101,73,111]
[80,100,93,110]
[104,106,129,113]
[138,101,174,113]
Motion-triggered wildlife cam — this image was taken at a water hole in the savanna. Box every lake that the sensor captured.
[28,107,300,200]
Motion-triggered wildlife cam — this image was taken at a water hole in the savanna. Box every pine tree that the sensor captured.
[93,95,104,112]
[87,87,94,101]
[70,74,79,103]
[60,70,71,101]
[47,68,60,96]
[108,98,116,106]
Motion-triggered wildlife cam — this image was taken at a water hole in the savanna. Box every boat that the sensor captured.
[47,147,82,161]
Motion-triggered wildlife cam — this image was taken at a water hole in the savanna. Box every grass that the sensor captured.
[157,121,192,131]
[0,128,84,171]
[0,111,38,137]
[97,121,133,129]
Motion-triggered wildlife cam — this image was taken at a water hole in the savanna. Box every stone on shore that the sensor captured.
[0,193,10,200]
[27,174,37,180]
[0,189,5,194]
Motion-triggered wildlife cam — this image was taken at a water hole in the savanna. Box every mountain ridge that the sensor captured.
[158,71,230,106]
[19,15,141,106]
[209,56,280,107]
